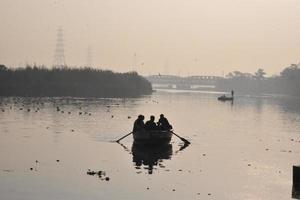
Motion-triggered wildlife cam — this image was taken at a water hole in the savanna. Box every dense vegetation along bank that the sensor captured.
[215,65,300,96]
[0,65,152,97]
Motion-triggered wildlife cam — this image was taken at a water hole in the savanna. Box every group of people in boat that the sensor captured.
[133,114,172,132]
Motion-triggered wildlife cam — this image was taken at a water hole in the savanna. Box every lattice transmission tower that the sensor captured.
[53,27,66,67]
[86,46,93,67]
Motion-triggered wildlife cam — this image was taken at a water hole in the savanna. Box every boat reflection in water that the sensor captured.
[117,136,190,175]
[132,143,173,174]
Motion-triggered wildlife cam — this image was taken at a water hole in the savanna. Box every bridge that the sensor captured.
[146,75,224,90]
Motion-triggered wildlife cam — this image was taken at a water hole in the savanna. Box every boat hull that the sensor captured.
[218,96,234,101]
[133,130,172,145]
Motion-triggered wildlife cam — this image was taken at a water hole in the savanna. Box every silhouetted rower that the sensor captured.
[157,114,172,130]
[133,115,145,132]
[145,115,157,130]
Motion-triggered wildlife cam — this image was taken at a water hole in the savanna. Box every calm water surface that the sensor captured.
[0,90,300,200]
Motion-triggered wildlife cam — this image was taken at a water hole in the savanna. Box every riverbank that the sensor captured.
[0,66,152,97]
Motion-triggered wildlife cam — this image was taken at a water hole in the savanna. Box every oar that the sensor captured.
[171,131,191,144]
[114,132,133,143]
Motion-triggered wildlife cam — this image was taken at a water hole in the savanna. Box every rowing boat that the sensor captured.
[133,130,172,145]
[218,96,234,101]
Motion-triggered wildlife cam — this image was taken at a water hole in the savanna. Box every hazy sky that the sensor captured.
[1,0,300,76]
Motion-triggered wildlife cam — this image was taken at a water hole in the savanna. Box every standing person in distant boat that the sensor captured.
[231,90,234,97]
[133,115,145,132]
[157,114,172,130]
[145,115,157,130]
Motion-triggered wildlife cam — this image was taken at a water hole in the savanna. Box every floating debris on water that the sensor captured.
[87,171,96,175]
[86,169,110,181]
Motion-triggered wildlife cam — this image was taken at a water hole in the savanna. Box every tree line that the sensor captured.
[216,64,300,96]
[0,65,152,97]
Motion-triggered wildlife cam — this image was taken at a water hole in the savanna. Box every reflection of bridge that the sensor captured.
[146,75,224,90]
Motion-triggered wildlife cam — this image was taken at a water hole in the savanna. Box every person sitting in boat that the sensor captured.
[133,115,145,132]
[145,115,157,130]
[157,114,172,130]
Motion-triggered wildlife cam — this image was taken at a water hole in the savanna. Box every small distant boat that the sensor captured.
[218,95,234,101]
[133,130,172,145]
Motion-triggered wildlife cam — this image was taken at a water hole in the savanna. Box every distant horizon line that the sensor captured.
[1,62,296,78]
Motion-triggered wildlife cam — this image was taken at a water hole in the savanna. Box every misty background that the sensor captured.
[1,0,300,76]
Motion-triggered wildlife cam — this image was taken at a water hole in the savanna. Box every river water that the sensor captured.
[0,90,300,200]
